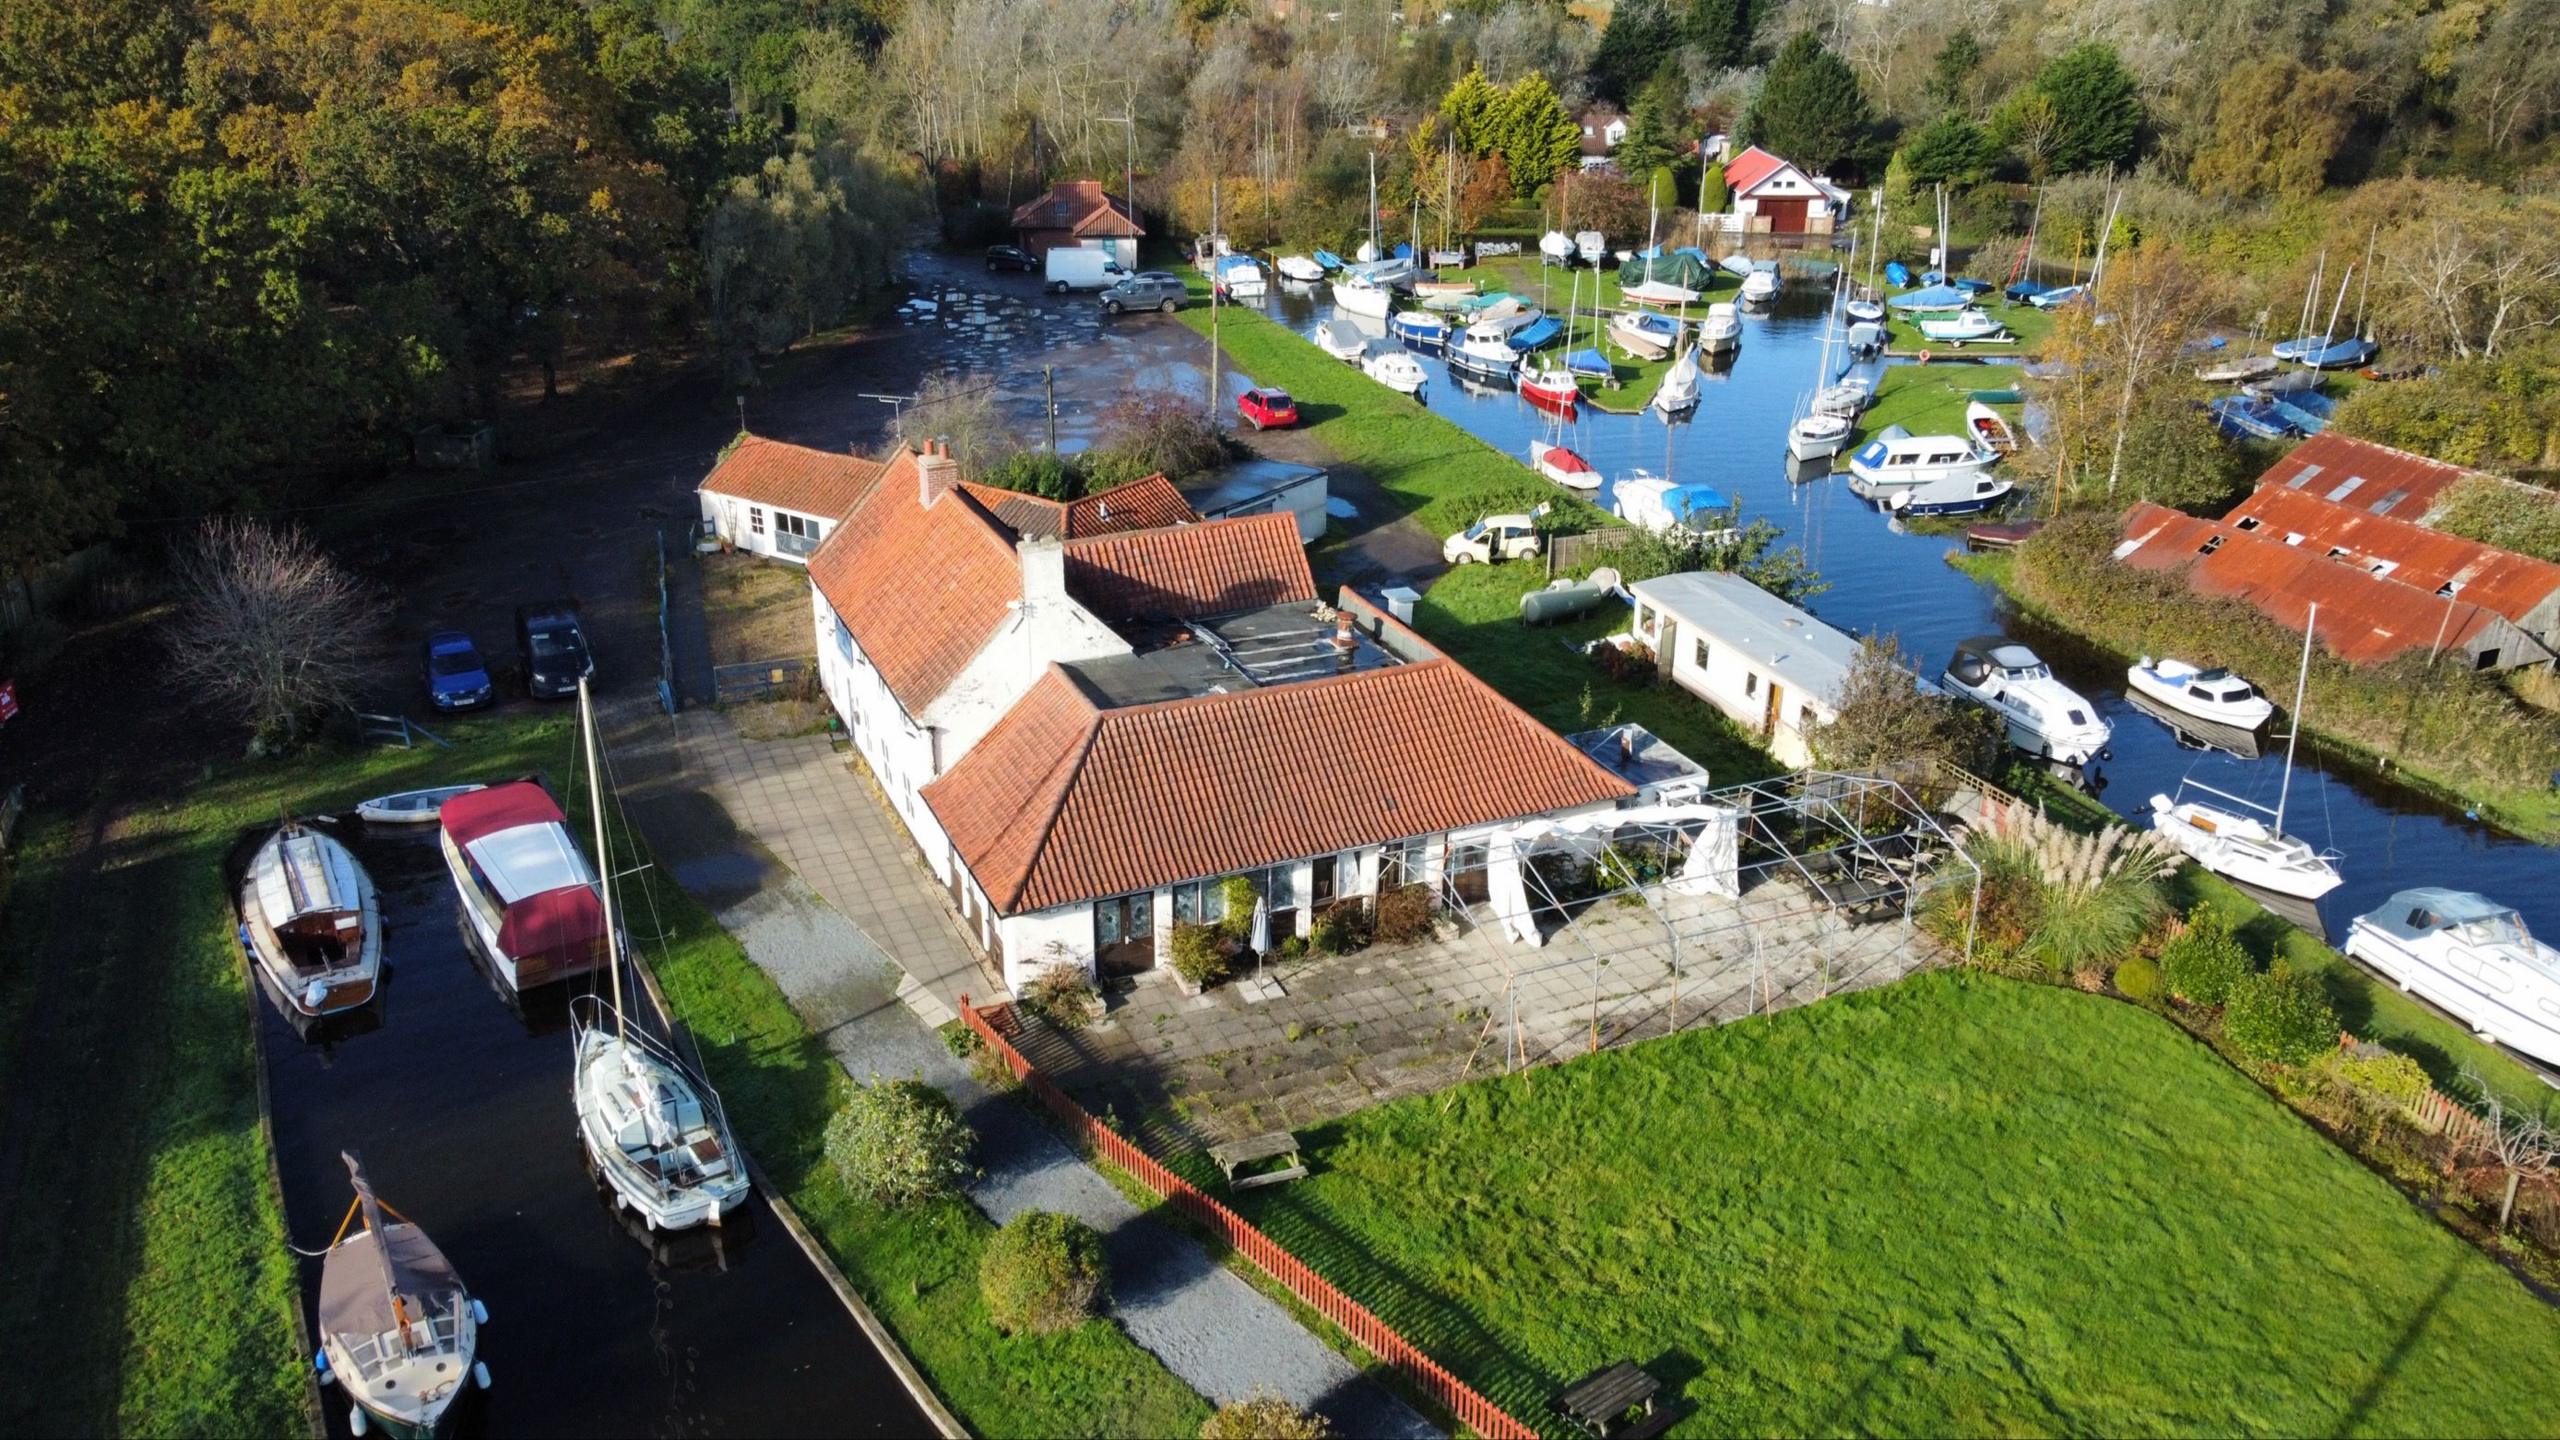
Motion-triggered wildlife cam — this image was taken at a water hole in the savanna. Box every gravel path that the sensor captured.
[615,703,1436,1439]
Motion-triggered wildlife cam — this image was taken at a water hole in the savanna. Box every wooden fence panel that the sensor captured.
[960,997,1541,1440]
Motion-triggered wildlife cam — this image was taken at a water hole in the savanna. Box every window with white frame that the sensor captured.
[749,505,766,537]
[777,511,818,540]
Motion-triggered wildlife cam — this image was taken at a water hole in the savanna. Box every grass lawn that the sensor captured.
[1851,363,2025,463]
[1192,972,2560,1437]
[702,550,820,667]
[1881,297,2057,356]
[1413,563,1778,786]
[1185,305,1609,540]
[0,708,1204,1440]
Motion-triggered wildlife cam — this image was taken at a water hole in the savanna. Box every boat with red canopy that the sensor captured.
[437,781,606,994]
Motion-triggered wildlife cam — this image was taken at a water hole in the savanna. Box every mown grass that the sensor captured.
[1187,972,2560,1438]
[1879,296,2057,355]
[1413,563,1778,787]
[1853,362,2025,459]
[1182,304,1610,540]
[0,709,1205,1439]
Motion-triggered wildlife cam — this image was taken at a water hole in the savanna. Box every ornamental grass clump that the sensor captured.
[825,1077,974,1208]
[1200,1394,1334,1439]
[1940,810,2177,977]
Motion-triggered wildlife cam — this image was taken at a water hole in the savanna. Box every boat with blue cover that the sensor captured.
[1390,310,1449,352]
[1508,314,1562,351]
[2270,335,2378,369]
[1888,283,1972,313]
[1313,249,1345,271]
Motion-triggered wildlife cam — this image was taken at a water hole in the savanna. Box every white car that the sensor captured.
[1444,513,1543,565]
[1940,636,2113,766]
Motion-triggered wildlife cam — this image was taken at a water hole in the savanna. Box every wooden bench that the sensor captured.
[1207,1131,1307,1190]
[1551,1360,1663,1439]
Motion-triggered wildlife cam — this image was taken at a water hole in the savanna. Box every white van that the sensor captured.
[1043,246,1128,294]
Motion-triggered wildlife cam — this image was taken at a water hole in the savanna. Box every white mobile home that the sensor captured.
[1628,572,1861,769]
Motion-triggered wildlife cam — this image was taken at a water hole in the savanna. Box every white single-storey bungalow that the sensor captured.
[1629,571,1862,769]
[696,435,876,564]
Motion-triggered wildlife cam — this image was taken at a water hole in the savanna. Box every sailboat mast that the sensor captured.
[342,1153,411,1339]
[2320,265,2354,354]
[2277,603,2316,831]
[2355,225,2377,338]
[1366,151,1378,261]
[579,677,625,1044]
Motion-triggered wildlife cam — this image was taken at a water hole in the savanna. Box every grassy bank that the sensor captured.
[1881,297,2056,355]
[1855,361,2023,459]
[1184,304,1609,539]
[1186,972,2560,1437]
[1413,564,1777,785]
[1954,540,2560,843]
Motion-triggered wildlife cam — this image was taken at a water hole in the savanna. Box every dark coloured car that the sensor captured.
[515,602,594,700]
[1236,387,1298,431]
[422,629,495,711]
[984,244,1037,273]
[1100,272,1186,315]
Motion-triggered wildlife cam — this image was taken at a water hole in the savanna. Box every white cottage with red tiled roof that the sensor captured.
[696,435,882,563]
[1721,145,1849,236]
[795,440,1634,989]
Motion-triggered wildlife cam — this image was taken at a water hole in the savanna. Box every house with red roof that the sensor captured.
[1720,145,1849,237]
[800,440,1634,988]
[1010,180,1145,269]
[697,435,883,564]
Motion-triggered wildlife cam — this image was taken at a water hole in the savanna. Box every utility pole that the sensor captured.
[1209,173,1222,419]
[1043,366,1058,453]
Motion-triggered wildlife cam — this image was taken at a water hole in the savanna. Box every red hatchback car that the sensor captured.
[1236,387,1298,431]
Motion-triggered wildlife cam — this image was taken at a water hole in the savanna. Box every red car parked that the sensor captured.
[1236,387,1298,431]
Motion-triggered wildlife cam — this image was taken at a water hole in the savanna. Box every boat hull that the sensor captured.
[574,1026,752,1231]
[2150,800,2342,900]
[242,829,382,1019]
[1788,418,1852,461]
[2343,926,2560,1066]
[1331,282,1392,318]
[1530,442,1602,490]
[2125,669,2274,731]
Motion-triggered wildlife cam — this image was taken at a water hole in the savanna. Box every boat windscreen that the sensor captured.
[2457,914,2531,949]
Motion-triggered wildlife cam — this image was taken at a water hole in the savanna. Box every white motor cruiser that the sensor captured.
[1940,637,2113,766]
[1316,318,1368,361]
[2145,607,2342,901]
[1696,303,1741,354]
[1917,307,2008,345]
[1788,413,1854,462]
[1446,332,1524,383]
[1739,269,1779,304]
[1847,426,1998,496]
[2127,659,2276,732]
[1361,344,1429,396]
[241,820,381,1020]
[2344,890,2560,1065]
[315,1153,487,1438]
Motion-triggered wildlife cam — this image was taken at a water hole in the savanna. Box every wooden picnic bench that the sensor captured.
[1208,1131,1306,1190]
[1551,1360,1672,1439]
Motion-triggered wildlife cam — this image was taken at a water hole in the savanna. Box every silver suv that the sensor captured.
[1101,272,1186,314]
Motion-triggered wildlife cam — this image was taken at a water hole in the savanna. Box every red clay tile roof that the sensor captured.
[2253,433,2475,522]
[2116,502,2517,665]
[1722,145,1788,194]
[923,661,1634,914]
[2226,484,2560,631]
[1063,513,1316,621]
[955,473,1199,541]
[698,435,883,519]
[806,448,1024,713]
[1010,180,1143,239]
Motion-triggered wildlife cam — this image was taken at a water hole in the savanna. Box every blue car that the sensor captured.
[422,629,495,711]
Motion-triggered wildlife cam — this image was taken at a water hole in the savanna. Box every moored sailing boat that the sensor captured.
[315,1153,487,1438]
[569,679,750,1231]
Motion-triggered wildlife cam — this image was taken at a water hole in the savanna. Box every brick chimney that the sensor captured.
[916,438,960,507]
[1018,536,1068,611]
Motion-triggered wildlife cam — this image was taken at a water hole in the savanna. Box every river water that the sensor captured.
[1234,274,2558,944]
[251,820,927,1439]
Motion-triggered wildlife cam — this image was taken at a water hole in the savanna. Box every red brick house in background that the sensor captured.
[1009,181,1144,269]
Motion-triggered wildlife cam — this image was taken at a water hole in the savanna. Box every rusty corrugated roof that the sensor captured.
[2252,432,2473,521]
[2227,484,2560,628]
[922,661,1634,915]
[697,435,882,519]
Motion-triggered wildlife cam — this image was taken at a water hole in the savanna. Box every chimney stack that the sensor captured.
[1018,536,1068,611]
[916,438,960,508]
[1333,609,1357,671]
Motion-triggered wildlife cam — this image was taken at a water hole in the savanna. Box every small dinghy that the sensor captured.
[241,819,380,1020]
[1538,231,1574,264]
[1275,254,1324,283]
[1812,377,1873,418]
[1918,307,2008,345]
[1609,309,1680,360]
[1317,318,1368,361]
[1311,248,1346,272]
[1413,277,1479,297]
[1965,400,2019,453]
[356,785,485,826]
[1739,269,1779,304]
[1574,231,1607,265]
[316,1153,486,1438]
[1843,297,1885,324]
[2196,352,2279,384]
[1650,345,1701,415]
[1530,441,1602,490]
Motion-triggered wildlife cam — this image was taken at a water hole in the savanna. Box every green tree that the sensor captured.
[1924,30,1982,114]
[1438,66,1502,154]
[1492,72,1582,195]
[1743,32,1874,178]
[1616,76,1682,178]
[1696,160,1728,213]
[1899,113,1997,189]
[1592,0,1679,104]
[2034,42,2143,174]
[2188,58,2357,200]
[1683,0,1753,72]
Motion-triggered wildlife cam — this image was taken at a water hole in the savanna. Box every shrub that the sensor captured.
[1086,389,1233,486]
[2112,954,2165,1002]
[1218,875,1261,943]
[1169,922,1231,987]
[978,1210,1109,1335]
[1372,884,1437,945]
[1593,638,1658,686]
[976,449,1084,500]
[1310,902,1371,955]
[940,1019,983,1058]
[2222,962,2340,1067]
[1277,935,1307,961]
[1017,965,1097,1031]
[2160,906,2252,1006]
[825,1077,973,1208]
[1200,1394,1334,1440]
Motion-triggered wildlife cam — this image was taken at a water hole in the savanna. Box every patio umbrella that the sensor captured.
[1249,897,1271,981]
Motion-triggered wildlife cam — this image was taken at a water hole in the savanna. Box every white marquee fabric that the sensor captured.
[1487,803,1743,947]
